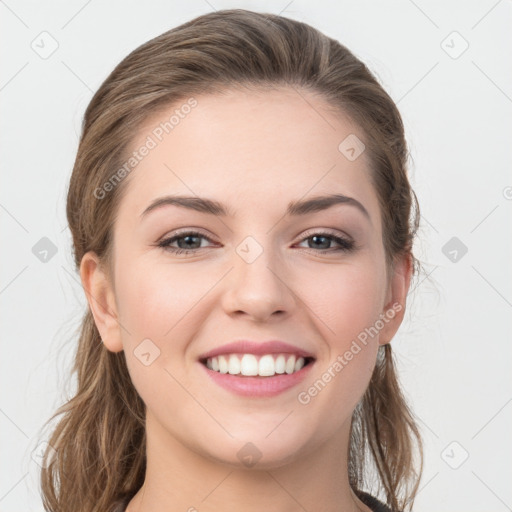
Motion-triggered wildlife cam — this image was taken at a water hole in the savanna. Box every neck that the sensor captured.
[127,412,371,512]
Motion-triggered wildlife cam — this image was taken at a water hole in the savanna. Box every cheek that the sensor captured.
[113,258,198,411]
[294,265,385,430]
[307,260,387,346]
[113,255,215,391]
[114,254,203,339]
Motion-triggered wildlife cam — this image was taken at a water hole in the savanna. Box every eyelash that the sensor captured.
[157,230,356,256]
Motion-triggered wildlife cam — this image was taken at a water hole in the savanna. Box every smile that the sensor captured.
[199,353,316,397]
[201,353,314,377]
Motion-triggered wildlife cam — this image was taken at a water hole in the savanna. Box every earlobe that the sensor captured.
[79,251,124,353]
[378,253,413,346]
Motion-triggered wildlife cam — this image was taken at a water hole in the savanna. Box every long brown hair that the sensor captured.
[39,9,422,511]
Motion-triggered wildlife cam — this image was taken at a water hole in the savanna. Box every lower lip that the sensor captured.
[198,360,315,397]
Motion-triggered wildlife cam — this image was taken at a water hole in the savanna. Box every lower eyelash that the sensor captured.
[157,231,212,254]
[315,234,354,252]
[157,231,355,254]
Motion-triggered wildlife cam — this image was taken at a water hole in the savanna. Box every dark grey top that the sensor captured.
[113,490,395,512]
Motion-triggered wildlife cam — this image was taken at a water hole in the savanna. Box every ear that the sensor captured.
[378,252,413,346]
[79,251,123,353]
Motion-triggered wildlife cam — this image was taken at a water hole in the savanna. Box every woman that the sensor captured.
[39,9,423,512]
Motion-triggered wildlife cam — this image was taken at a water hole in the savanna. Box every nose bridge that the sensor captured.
[222,233,294,319]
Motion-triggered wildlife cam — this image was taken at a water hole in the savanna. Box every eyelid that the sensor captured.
[294,229,357,253]
[158,227,217,243]
[156,227,357,257]
[298,227,353,242]
[158,227,352,245]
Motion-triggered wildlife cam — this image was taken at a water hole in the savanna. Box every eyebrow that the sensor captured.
[140,193,370,221]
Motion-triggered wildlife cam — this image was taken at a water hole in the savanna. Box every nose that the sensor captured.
[221,244,296,323]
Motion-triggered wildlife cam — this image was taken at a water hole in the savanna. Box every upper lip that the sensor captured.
[198,340,316,361]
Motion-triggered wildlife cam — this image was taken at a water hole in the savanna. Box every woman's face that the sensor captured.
[84,87,409,469]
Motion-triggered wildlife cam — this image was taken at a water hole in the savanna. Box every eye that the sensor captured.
[157,229,355,256]
[295,231,355,253]
[157,231,217,255]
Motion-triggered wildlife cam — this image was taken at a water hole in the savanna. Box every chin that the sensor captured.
[200,433,311,471]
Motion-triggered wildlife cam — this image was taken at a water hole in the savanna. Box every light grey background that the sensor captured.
[1,1,511,511]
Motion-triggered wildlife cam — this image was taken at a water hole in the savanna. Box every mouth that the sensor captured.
[199,353,316,377]
[198,352,316,397]
[197,340,316,397]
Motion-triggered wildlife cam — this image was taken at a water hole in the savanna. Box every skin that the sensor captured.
[81,86,412,512]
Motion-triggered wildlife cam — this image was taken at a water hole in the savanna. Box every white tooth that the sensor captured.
[285,355,296,374]
[218,355,228,374]
[210,353,304,376]
[274,354,286,374]
[240,354,258,376]
[258,354,276,376]
[228,354,241,375]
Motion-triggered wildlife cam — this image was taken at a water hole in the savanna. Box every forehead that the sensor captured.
[116,87,380,224]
